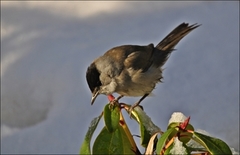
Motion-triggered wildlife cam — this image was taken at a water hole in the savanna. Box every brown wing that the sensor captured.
[122,44,155,72]
[103,44,155,73]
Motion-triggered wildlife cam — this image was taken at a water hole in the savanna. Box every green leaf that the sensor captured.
[178,124,194,143]
[92,126,135,155]
[167,123,179,141]
[192,132,232,155]
[80,113,103,154]
[156,127,177,154]
[104,104,120,133]
[131,106,162,148]
[168,122,194,144]
[168,122,180,129]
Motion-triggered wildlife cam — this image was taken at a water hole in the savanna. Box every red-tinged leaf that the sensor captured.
[178,124,194,143]
[179,116,190,130]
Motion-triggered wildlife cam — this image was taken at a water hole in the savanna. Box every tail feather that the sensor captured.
[156,23,200,51]
[151,23,200,68]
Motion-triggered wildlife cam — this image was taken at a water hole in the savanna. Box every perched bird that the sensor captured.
[86,23,200,111]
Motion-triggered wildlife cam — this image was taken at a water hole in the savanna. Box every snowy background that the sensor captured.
[1,1,239,154]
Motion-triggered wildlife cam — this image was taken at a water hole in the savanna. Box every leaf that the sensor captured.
[179,116,190,130]
[104,104,120,133]
[168,122,180,129]
[119,110,140,154]
[145,132,160,155]
[192,132,232,155]
[92,126,135,155]
[156,127,177,154]
[167,122,179,140]
[80,113,103,154]
[178,124,194,143]
[167,119,194,144]
[130,106,162,148]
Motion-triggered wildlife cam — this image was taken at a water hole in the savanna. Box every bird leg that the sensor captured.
[107,94,115,102]
[116,95,124,101]
[128,93,149,114]
[108,94,124,107]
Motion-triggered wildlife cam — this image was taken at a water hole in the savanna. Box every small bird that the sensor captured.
[86,23,200,111]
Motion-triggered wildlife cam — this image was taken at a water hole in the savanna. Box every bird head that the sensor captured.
[86,63,101,105]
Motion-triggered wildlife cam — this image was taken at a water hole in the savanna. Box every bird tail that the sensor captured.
[155,23,200,51]
[151,23,200,69]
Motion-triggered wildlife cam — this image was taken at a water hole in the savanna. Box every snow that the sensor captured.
[168,112,187,124]
[170,138,187,154]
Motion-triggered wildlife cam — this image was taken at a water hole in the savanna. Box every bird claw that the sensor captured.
[128,107,134,118]
[111,99,118,104]
[128,104,144,118]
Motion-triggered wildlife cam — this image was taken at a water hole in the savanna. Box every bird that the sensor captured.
[86,22,200,112]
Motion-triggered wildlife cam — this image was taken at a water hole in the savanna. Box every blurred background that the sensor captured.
[1,1,239,154]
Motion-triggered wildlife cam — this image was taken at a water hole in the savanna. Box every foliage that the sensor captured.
[80,101,232,155]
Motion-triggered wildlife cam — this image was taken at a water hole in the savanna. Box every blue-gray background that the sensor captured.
[1,1,239,154]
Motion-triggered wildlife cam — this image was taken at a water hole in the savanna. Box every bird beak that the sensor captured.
[91,89,99,105]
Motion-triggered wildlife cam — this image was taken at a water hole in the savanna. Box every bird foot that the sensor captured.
[108,95,124,108]
[128,103,144,118]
